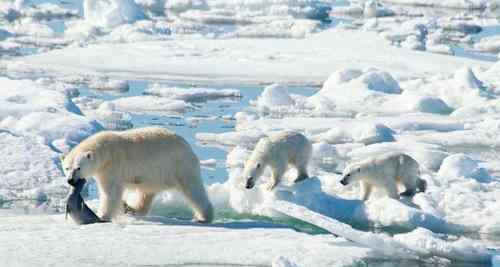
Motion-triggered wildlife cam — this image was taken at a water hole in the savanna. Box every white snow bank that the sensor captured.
[11,28,491,84]
[256,83,295,108]
[304,68,457,116]
[320,68,401,95]
[403,66,493,109]
[0,132,60,192]
[273,200,418,259]
[0,213,368,267]
[0,77,100,148]
[201,0,330,21]
[394,228,493,263]
[274,201,497,263]
[196,130,266,147]
[0,76,101,201]
[83,0,146,28]
[88,77,129,92]
[311,123,395,145]
[144,84,241,102]
[108,95,194,115]
[438,154,492,183]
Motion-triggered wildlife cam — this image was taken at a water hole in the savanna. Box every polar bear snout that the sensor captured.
[245,177,255,189]
[66,170,81,186]
[340,174,351,186]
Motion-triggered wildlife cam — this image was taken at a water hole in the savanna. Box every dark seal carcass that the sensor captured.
[66,179,103,225]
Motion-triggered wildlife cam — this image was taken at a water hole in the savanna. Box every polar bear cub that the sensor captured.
[62,127,213,223]
[340,152,426,201]
[243,131,312,191]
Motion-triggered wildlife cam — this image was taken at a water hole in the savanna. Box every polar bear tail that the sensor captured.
[417,178,427,193]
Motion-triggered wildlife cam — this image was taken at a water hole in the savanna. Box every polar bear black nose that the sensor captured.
[245,177,255,189]
[67,178,78,186]
[340,178,348,186]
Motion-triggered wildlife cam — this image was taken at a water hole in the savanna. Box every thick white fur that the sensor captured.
[242,131,312,190]
[62,127,213,222]
[341,152,426,201]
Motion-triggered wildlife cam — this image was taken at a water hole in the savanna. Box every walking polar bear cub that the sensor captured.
[243,131,312,191]
[61,127,213,223]
[340,152,426,201]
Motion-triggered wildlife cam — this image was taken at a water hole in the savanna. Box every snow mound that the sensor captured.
[357,70,402,94]
[385,93,453,114]
[312,123,395,145]
[257,83,295,109]
[83,0,146,28]
[88,77,129,92]
[438,154,492,183]
[322,68,363,89]
[321,68,401,95]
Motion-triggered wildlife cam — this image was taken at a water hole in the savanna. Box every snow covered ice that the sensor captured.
[1,0,500,266]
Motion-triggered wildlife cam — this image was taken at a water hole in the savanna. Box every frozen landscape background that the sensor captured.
[1,0,500,266]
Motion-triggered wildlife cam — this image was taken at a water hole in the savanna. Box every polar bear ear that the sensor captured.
[59,153,66,162]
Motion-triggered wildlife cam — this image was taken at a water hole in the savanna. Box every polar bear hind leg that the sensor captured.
[385,180,399,199]
[293,142,312,183]
[294,164,309,183]
[178,178,214,223]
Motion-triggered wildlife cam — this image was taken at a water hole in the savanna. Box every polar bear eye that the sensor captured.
[76,167,81,171]
[256,163,261,169]
[358,168,361,172]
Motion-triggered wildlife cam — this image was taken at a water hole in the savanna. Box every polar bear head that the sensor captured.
[61,150,97,186]
[340,163,363,186]
[242,138,270,189]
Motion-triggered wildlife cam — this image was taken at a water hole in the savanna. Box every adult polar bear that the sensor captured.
[62,127,213,223]
[243,131,312,191]
[340,152,426,201]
